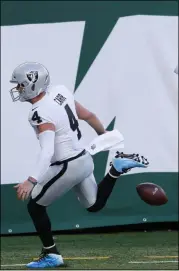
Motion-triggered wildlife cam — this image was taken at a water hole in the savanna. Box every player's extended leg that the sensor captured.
[75,152,149,212]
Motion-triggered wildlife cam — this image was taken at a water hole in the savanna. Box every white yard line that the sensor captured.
[144,255,178,259]
[1,264,26,267]
[129,260,178,264]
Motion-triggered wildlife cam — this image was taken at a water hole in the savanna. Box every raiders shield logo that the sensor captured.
[26,71,38,83]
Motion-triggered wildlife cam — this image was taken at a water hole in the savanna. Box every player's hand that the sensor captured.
[14,180,34,201]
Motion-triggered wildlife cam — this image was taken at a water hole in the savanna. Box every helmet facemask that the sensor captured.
[10,81,30,102]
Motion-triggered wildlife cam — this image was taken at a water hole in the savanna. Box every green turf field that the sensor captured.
[1,231,178,270]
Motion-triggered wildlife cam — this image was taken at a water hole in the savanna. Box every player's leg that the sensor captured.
[27,163,67,268]
[73,173,98,208]
[74,152,149,212]
[27,199,64,268]
[27,153,94,268]
[74,171,118,211]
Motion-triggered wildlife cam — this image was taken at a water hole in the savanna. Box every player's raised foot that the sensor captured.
[109,152,149,178]
[26,251,65,269]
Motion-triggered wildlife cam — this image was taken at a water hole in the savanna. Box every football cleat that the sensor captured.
[109,151,149,177]
[26,251,64,269]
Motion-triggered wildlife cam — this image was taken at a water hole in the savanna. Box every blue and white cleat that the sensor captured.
[26,253,64,269]
[109,152,149,177]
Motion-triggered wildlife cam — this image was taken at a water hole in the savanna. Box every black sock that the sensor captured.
[27,199,60,254]
[87,172,120,212]
[43,245,59,255]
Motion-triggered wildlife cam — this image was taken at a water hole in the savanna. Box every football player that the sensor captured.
[10,62,148,269]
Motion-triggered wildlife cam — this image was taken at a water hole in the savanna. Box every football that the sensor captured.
[136,182,168,206]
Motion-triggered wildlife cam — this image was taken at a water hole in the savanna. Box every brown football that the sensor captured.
[136,182,168,206]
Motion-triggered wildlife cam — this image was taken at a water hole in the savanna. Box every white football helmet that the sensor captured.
[10,62,50,102]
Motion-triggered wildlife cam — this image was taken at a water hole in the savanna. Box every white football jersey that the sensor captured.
[28,85,84,162]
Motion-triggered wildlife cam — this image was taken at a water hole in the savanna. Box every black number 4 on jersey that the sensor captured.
[65,104,81,140]
[32,111,42,124]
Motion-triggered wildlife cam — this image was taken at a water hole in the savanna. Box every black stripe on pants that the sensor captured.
[33,162,68,202]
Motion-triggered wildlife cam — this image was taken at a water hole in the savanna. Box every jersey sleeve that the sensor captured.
[28,108,56,127]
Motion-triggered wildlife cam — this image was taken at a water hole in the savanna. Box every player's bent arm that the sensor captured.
[28,123,55,184]
[75,101,105,135]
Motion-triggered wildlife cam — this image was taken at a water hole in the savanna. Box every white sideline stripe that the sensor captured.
[129,260,178,264]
